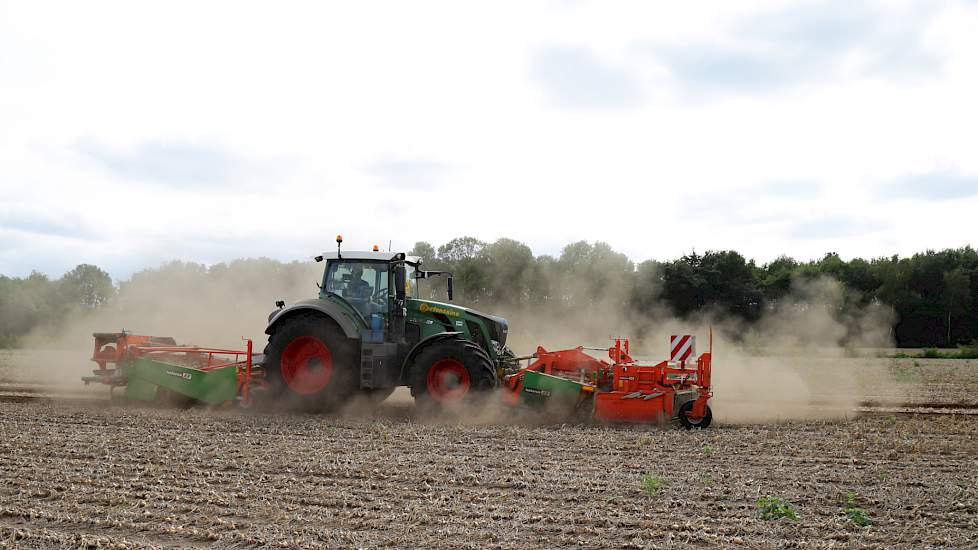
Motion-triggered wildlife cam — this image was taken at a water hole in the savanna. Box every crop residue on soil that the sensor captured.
[0,397,976,549]
[2,354,977,548]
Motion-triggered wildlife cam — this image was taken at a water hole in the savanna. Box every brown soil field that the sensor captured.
[1,352,976,548]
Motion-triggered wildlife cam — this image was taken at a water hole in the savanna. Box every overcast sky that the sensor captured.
[2,0,977,280]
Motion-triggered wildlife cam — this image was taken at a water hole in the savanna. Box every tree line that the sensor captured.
[1,239,976,348]
[0,264,115,347]
[411,239,975,348]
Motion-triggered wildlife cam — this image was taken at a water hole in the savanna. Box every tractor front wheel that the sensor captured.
[678,400,713,429]
[264,313,357,411]
[410,339,496,414]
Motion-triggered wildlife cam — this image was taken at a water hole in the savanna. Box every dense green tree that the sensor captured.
[761,255,799,303]
[944,267,971,345]
[484,238,535,305]
[660,253,706,316]
[59,264,114,309]
[0,275,41,344]
[556,241,634,307]
[437,237,490,304]
[409,241,436,263]
[699,251,764,321]
[528,255,559,306]
[660,251,763,321]
[4,242,978,348]
[436,237,486,263]
[632,259,664,313]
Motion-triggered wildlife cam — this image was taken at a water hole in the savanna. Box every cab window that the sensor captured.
[405,263,420,298]
[324,261,390,318]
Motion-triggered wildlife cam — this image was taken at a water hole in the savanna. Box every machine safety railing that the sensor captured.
[129,339,258,405]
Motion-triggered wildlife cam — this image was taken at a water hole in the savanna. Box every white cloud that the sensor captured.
[1,0,977,280]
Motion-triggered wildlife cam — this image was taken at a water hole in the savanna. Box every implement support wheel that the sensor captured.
[678,400,712,429]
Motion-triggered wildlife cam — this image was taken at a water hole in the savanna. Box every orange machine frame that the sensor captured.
[504,332,713,423]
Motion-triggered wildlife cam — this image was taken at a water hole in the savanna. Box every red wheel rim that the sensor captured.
[426,358,470,402]
[683,403,705,422]
[280,336,333,395]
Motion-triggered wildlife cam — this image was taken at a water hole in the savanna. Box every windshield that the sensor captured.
[324,260,390,318]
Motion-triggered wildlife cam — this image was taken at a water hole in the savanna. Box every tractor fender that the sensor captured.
[398,331,462,383]
[265,299,362,339]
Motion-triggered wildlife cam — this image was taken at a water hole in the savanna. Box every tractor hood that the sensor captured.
[468,310,509,347]
[412,300,509,347]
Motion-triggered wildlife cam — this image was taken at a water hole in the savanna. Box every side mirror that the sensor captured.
[395,264,406,301]
[447,276,454,301]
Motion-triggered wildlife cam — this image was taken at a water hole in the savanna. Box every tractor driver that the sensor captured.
[346,264,372,300]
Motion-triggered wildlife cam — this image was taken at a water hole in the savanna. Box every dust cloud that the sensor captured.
[491,276,900,424]
[705,277,898,423]
[15,257,900,424]
[15,259,321,386]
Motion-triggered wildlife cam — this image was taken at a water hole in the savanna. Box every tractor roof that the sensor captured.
[320,251,422,264]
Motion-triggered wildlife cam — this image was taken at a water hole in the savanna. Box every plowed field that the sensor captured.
[1,352,976,549]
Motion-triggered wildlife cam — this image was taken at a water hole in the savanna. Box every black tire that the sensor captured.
[264,312,358,411]
[410,338,497,414]
[678,400,713,429]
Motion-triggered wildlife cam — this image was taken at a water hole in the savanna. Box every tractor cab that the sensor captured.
[322,256,392,319]
[316,250,422,327]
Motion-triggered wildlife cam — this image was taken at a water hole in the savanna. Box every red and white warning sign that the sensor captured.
[670,335,696,363]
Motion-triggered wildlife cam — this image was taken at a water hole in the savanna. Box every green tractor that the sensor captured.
[262,237,513,411]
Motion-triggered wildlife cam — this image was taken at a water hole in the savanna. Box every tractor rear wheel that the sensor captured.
[410,338,497,414]
[678,400,713,429]
[264,313,357,411]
